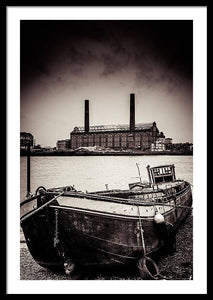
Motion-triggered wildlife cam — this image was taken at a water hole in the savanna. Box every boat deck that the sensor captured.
[50,180,187,218]
[54,195,175,219]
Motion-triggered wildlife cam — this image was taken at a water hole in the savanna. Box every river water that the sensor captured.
[20,155,193,201]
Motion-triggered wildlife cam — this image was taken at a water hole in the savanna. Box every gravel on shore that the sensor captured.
[20,213,193,280]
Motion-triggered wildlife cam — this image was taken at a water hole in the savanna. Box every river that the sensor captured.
[20,155,193,201]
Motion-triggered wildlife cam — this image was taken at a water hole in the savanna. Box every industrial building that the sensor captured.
[69,94,165,151]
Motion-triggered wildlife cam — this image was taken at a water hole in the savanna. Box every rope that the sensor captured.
[153,202,193,210]
[138,205,174,280]
[137,205,146,256]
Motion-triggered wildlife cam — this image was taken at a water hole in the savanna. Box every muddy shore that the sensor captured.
[20,214,193,280]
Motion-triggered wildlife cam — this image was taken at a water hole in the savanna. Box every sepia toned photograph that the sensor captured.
[20,18,193,281]
[6,5,207,295]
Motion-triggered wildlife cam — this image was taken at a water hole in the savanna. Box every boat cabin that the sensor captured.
[147,164,176,185]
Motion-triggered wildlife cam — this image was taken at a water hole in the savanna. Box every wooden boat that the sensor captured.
[20,163,193,279]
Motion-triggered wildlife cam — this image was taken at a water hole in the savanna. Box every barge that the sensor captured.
[20,164,193,279]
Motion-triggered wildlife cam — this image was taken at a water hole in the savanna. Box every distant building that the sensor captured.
[56,139,70,150]
[70,94,165,151]
[171,142,193,152]
[20,132,34,149]
[164,138,173,145]
[42,146,55,152]
[151,137,166,151]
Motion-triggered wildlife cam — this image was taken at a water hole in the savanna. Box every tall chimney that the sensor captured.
[130,93,135,131]
[84,99,89,133]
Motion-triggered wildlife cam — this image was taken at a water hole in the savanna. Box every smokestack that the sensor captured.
[84,99,89,133]
[130,93,135,131]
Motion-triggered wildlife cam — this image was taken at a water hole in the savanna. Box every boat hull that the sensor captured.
[21,184,192,271]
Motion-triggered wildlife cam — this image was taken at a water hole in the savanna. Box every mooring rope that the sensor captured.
[137,205,146,256]
[153,202,193,210]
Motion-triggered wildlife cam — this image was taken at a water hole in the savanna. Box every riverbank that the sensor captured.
[20,150,193,156]
[20,214,193,280]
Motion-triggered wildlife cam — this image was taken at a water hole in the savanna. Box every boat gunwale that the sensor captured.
[52,185,192,220]
[54,181,190,202]
[48,203,176,220]
[20,182,192,222]
[58,182,191,206]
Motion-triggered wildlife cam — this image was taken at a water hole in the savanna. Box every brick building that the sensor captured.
[69,94,165,151]
[56,139,70,150]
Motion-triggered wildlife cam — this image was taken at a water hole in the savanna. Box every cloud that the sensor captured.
[21,20,192,94]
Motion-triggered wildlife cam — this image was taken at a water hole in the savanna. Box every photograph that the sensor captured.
[20,18,193,280]
[6,5,207,295]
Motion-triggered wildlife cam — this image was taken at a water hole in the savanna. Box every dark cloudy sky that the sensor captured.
[20,20,193,147]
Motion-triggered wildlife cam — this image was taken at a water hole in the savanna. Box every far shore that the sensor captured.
[20,150,193,157]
